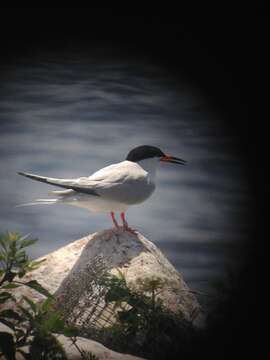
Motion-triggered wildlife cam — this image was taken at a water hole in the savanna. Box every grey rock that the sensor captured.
[0,324,144,360]
[1,228,203,359]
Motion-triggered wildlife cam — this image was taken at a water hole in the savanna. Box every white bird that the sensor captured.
[17,145,186,232]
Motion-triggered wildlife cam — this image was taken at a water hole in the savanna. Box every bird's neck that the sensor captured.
[137,158,158,181]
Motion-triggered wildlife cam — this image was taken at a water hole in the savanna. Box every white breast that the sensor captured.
[60,159,158,213]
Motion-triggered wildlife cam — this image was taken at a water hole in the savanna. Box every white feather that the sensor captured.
[17,158,159,213]
[15,199,58,207]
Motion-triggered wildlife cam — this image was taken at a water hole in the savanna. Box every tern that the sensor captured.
[17,145,186,232]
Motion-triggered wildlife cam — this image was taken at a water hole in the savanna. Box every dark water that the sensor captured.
[0,53,251,293]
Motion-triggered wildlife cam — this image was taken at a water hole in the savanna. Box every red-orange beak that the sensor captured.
[160,155,186,165]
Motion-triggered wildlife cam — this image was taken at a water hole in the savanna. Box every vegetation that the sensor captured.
[0,232,80,360]
[0,231,200,360]
[1,230,245,360]
[92,271,198,359]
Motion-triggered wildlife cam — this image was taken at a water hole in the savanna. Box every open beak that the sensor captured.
[160,155,186,165]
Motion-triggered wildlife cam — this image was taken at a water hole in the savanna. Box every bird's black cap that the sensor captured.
[126,145,165,162]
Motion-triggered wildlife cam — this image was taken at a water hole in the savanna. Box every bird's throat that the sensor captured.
[137,158,158,181]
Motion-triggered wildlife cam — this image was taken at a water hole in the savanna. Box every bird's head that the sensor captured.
[126,145,186,176]
[126,145,186,165]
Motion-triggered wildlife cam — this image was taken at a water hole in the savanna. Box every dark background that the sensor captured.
[0,7,267,358]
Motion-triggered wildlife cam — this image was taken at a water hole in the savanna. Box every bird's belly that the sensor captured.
[66,194,129,213]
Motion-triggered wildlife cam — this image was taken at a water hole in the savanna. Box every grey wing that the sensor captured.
[18,172,100,196]
[18,161,150,203]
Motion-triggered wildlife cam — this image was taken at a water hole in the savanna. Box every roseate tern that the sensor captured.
[17,145,186,232]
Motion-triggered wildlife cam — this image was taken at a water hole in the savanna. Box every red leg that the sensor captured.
[120,212,137,234]
[110,212,119,228]
[120,212,128,227]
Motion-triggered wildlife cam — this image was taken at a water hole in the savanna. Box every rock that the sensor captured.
[58,335,144,360]
[0,323,144,360]
[11,228,201,322]
[1,228,203,359]
[55,228,201,322]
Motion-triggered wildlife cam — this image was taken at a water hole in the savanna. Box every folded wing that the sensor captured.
[18,161,150,205]
[17,172,100,196]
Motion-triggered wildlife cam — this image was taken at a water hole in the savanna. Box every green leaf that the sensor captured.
[40,298,54,313]
[18,269,26,278]
[15,251,27,264]
[8,232,20,242]
[42,312,65,333]
[105,285,130,303]
[28,258,46,270]
[30,333,67,360]
[24,280,53,298]
[0,236,8,251]
[22,296,37,313]
[0,331,16,360]
[2,283,21,289]
[0,309,22,321]
[17,305,34,321]
[0,291,14,303]
[19,237,37,249]
[62,325,79,337]
[115,268,127,283]
[118,307,138,323]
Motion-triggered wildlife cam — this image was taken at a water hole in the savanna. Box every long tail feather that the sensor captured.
[17,171,99,196]
[15,199,58,208]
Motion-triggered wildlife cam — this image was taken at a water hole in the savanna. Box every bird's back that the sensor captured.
[89,160,155,205]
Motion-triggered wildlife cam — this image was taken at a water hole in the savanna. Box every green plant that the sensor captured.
[0,232,44,285]
[94,271,196,360]
[0,232,73,359]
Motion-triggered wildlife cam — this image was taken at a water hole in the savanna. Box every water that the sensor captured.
[0,52,251,293]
